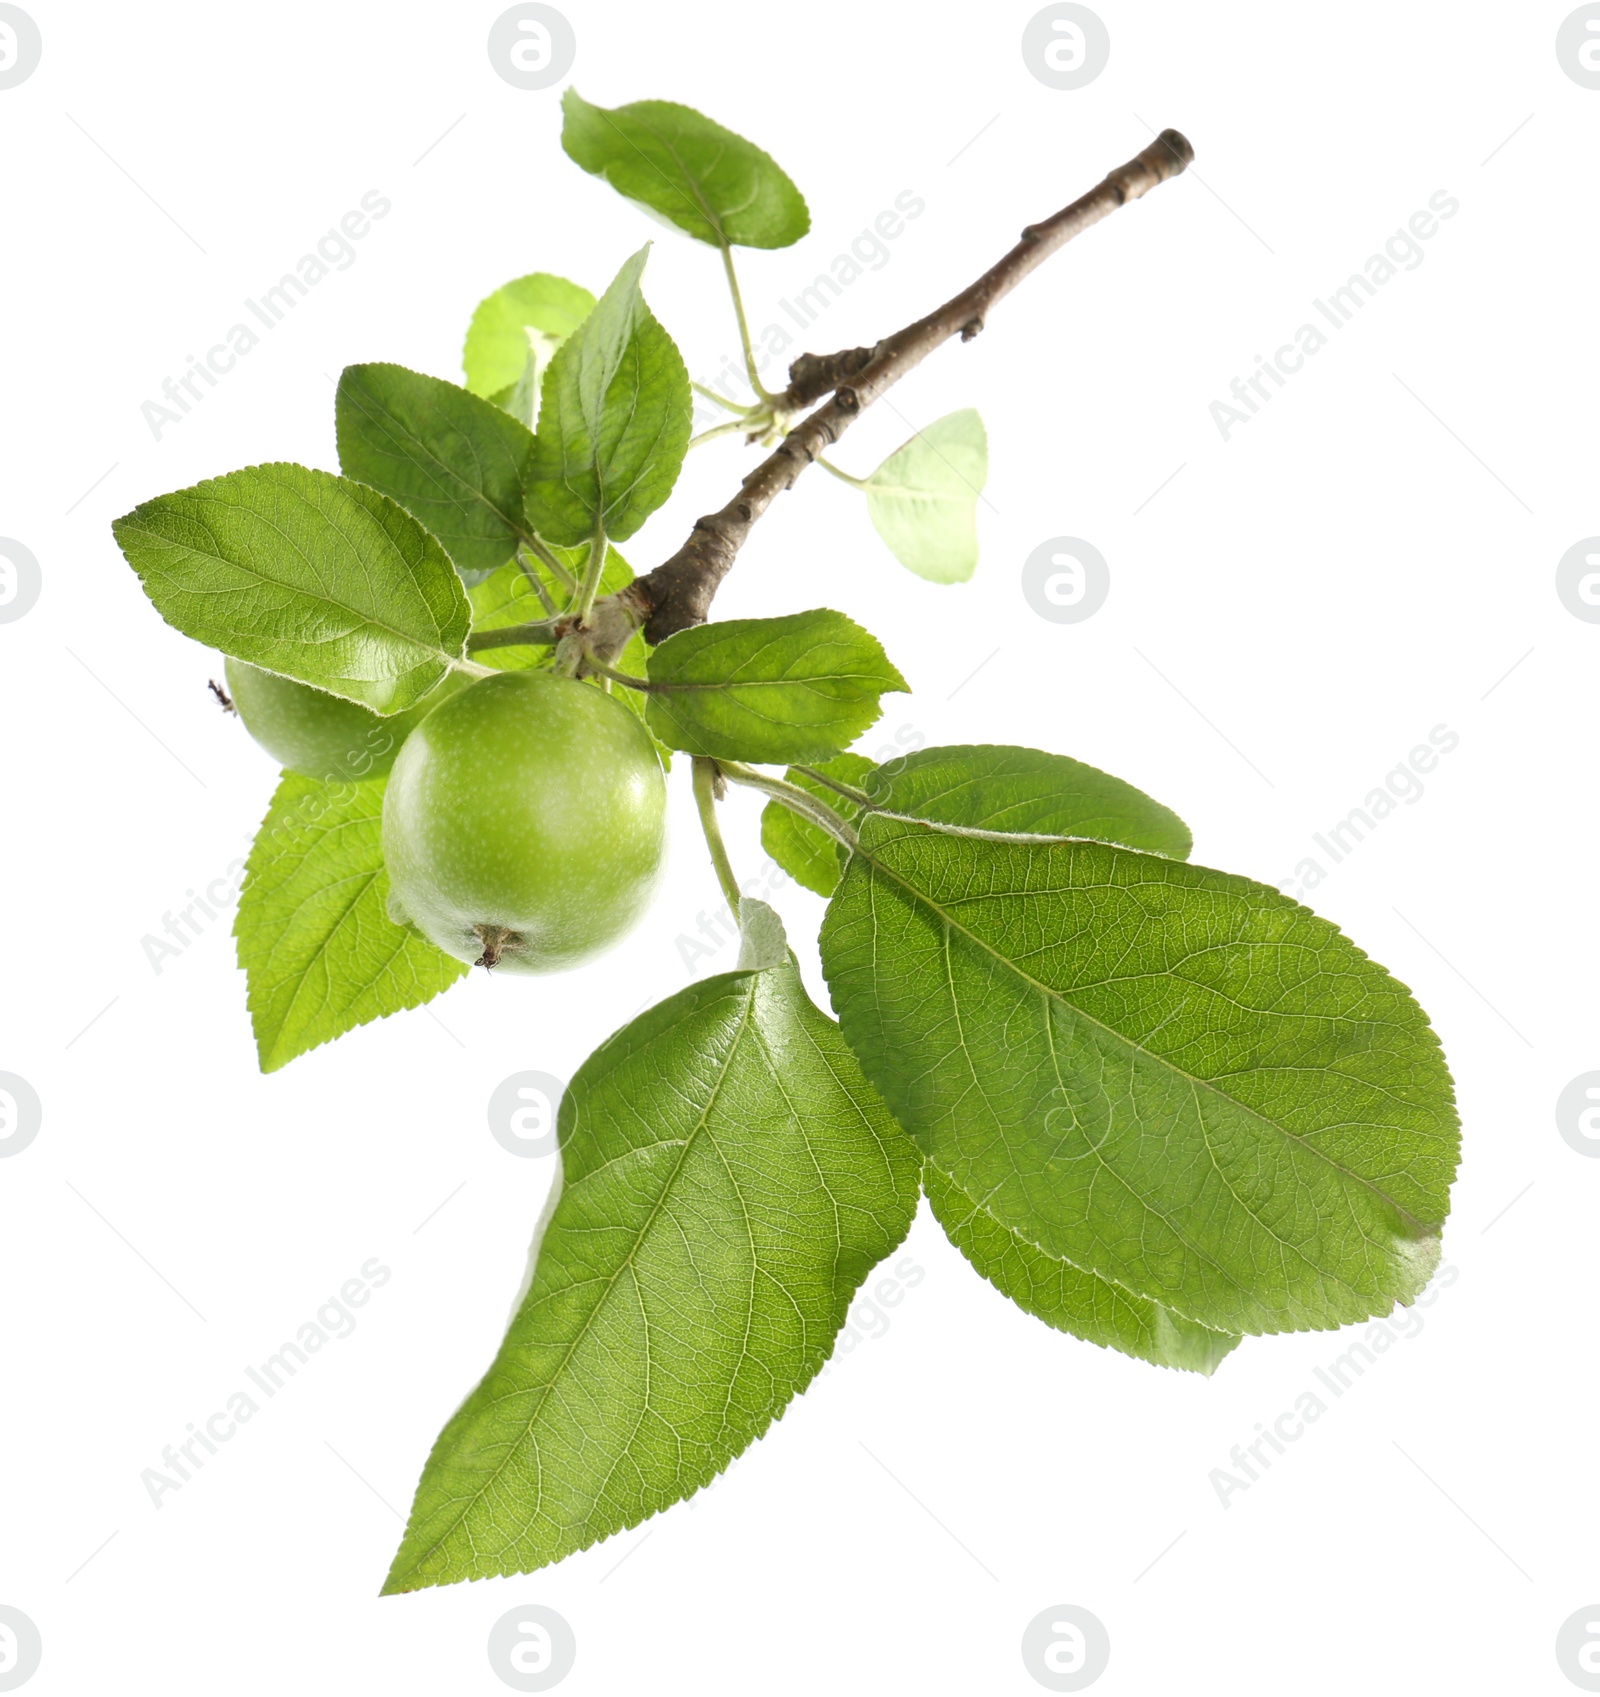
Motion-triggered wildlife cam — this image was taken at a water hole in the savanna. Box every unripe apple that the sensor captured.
[225,658,467,782]
[381,671,667,973]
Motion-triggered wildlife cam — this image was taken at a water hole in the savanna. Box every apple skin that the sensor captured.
[225,658,468,783]
[381,670,667,974]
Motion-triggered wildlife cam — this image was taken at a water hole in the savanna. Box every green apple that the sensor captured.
[225,658,468,783]
[382,671,667,973]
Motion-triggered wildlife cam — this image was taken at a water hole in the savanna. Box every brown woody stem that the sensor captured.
[620,128,1193,646]
[782,346,876,411]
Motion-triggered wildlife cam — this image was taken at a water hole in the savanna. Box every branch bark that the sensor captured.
[618,128,1194,645]
[781,346,876,410]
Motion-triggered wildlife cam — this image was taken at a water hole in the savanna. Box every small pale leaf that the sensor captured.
[861,409,988,583]
[463,272,595,400]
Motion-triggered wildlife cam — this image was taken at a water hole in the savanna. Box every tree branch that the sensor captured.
[619,128,1193,645]
[782,346,876,410]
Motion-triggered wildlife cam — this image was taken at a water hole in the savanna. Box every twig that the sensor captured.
[690,419,751,449]
[692,378,747,413]
[467,619,563,651]
[717,761,862,850]
[583,658,652,690]
[782,346,875,410]
[616,129,1193,645]
[814,457,868,490]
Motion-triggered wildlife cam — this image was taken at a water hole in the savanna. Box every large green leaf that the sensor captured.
[463,272,596,406]
[820,817,1460,1338]
[762,743,1193,899]
[383,907,918,1591]
[111,463,472,713]
[336,364,536,586]
[524,246,691,545]
[561,90,809,250]
[862,409,988,583]
[235,773,467,1072]
[645,610,907,763]
[924,1160,1238,1374]
[762,744,1209,1367]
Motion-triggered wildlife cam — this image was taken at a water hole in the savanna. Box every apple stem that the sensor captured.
[692,758,743,913]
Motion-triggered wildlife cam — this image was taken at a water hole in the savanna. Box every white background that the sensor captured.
[1,2,1595,1692]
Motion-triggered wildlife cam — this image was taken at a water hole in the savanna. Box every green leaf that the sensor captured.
[235,773,467,1072]
[111,463,471,713]
[760,742,1209,1367]
[383,908,918,1591]
[820,816,1460,1338]
[645,610,907,763]
[335,364,535,586]
[923,1160,1239,1374]
[463,272,595,404]
[761,743,1191,901]
[761,754,876,896]
[860,748,1198,1367]
[524,246,692,545]
[861,409,988,583]
[869,744,1193,860]
[561,90,809,250]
